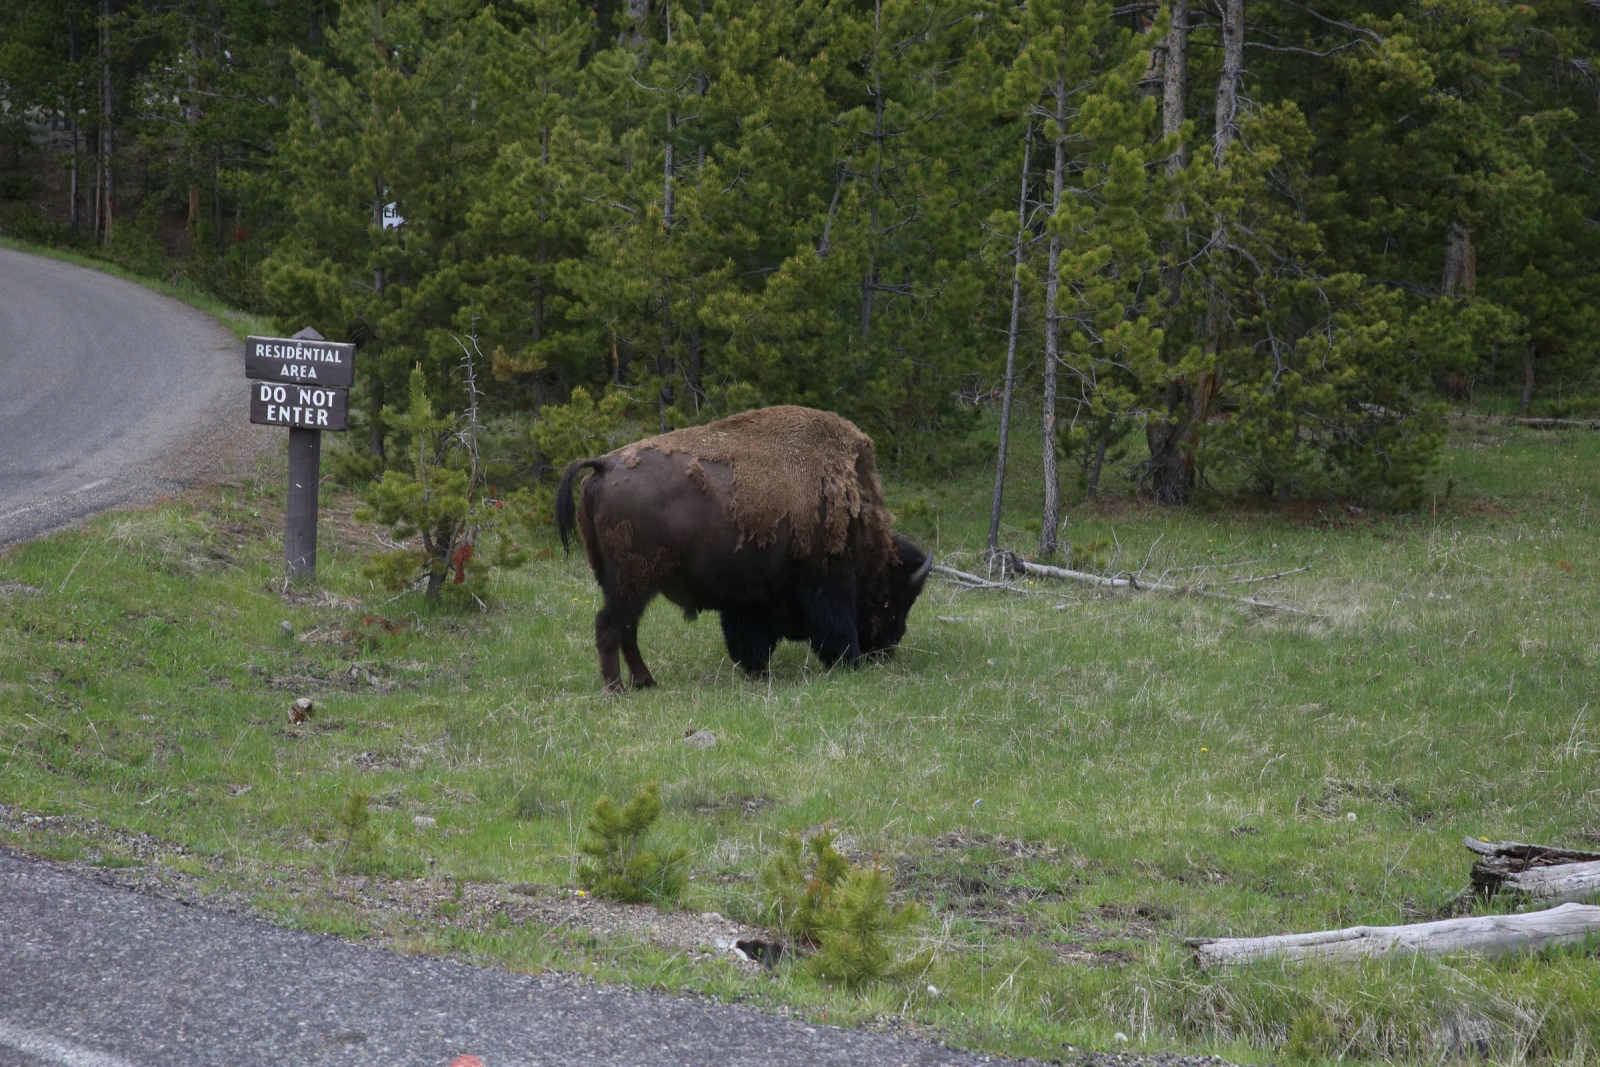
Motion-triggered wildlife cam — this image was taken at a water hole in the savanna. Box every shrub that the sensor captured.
[760,827,926,989]
[577,782,688,906]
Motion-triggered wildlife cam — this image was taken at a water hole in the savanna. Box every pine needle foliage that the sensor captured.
[758,827,853,947]
[331,790,375,875]
[760,828,926,989]
[358,358,525,600]
[577,781,687,907]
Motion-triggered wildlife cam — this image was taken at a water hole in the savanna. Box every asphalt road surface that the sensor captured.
[0,849,1009,1067]
[0,245,266,546]
[0,251,1023,1067]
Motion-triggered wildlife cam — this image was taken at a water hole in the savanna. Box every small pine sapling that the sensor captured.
[359,339,526,600]
[332,790,376,874]
[759,826,852,946]
[760,827,927,989]
[577,781,688,906]
[808,864,925,989]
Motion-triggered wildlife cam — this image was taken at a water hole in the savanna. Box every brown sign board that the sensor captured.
[249,382,349,431]
[245,334,355,388]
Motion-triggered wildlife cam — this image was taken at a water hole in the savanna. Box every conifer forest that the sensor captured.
[2,0,1598,529]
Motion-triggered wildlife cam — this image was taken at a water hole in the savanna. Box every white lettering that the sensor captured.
[318,408,329,426]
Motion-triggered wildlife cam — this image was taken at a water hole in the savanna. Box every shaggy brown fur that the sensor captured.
[684,457,709,494]
[615,405,893,562]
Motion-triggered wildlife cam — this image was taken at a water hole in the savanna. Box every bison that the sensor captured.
[555,405,932,691]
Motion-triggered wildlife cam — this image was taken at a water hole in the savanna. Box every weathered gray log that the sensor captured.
[1501,862,1600,905]
[1187,903,1600,968]
[1012,556,1325,618]
[1464,837,1600,903]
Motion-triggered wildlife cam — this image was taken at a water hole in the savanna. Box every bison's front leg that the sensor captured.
[595,595,655,692]
[795,578,860,667]
[720,607,780,674]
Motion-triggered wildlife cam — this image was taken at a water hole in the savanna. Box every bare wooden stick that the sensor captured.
[1013,558,1325,618]
[931,563,1030,595]
[1188,902,1600,968]
[1222,564,1313,585]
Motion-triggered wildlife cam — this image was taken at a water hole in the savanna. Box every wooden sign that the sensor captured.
[245,334,355,388]
[249,381,349,430]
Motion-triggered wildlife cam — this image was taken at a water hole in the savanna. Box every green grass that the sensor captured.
[0,235,270,342]
[4,420,1600,1065]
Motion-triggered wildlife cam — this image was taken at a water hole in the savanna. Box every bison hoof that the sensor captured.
[603,680,626,695]
[633,676,657,690]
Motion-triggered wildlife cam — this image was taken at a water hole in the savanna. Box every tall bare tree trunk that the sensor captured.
[987,125,1032,557]
[1213,0,1243,166]
[370,179,388,461]
[1147,0,1191,503]
[860,0,885,345]
[100,0,114,246]
[1040,75,1067,559]
[187,10,202,240]
[1521,344,1536,414]
[67,11,81,231]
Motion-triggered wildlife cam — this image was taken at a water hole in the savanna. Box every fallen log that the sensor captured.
[1014,556,1325,619]
[1465,837,1600,904]
[1187,902,1600,968]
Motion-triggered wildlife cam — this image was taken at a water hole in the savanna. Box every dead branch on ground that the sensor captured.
[1188,902,1600,967]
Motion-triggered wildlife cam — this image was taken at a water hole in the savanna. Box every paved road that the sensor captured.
[0,849,1007,1067]
[0,246,266,545]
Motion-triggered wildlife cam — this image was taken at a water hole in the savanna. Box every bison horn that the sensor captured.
[910,550,933,587]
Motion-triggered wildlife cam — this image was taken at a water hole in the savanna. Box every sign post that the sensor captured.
[246,327,356,580]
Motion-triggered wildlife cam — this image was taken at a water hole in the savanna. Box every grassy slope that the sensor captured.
[3,415,1599,1065]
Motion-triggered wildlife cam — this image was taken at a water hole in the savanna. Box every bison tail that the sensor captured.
[555,457,607,555]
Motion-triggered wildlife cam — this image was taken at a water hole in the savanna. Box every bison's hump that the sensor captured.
[621,405,890,560]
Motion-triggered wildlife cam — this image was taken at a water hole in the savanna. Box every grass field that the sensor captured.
[3,414,1599,1065]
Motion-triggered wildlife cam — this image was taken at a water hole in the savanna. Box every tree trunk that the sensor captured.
[1040,75,1067,559]
[68,12,80,232]
[1147,0,1191,505]
[187,10,202,239]
[1162,0,1189,173]
[663,110,675,227]
[1212,0,1243,167]
[860,0,885,345]
[1440,221,1476,296]
[987,126,1032,557]
[625,0,649,47]
[1521,344,1535,413]
[100,0,114,246]
[1188,903,1600,968]
[370,180,389,461]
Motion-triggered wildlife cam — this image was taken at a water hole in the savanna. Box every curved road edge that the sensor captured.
[0,245,275,547]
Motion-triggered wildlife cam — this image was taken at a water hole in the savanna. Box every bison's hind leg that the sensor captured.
[794,580,860,667]
[720,607,780,675]
[596,594,656,692]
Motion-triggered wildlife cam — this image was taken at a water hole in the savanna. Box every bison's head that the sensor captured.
[858,535,933,656]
